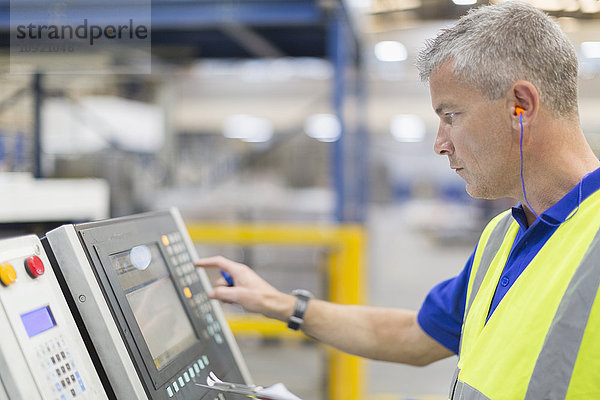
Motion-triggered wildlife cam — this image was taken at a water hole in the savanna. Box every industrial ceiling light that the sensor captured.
[390,114,426,142]
[223,114,274,143]
[580,0,600,13]
[581,42,600,58]
[304,113,342,142]
[374,41,408,62]
[452,0,477,5]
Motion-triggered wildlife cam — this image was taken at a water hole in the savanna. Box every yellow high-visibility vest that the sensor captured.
[450,190,600,399]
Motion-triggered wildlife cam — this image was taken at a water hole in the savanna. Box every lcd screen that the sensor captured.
[109,244,197,371]
[21,306,56,338]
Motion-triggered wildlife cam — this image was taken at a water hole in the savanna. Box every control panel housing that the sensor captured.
[43,209,251,400]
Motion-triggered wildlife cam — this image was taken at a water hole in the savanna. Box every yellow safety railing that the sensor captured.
[186,223,366,400]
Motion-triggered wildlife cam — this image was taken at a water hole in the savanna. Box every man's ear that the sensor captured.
[509,81,539,131]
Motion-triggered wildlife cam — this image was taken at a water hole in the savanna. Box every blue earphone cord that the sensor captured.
[519,113,583,226]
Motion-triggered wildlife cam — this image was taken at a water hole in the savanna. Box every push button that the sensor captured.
[25,255,45,278]
[0,263,17,286]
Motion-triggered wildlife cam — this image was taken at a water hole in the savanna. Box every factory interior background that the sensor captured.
[2,0,600,398]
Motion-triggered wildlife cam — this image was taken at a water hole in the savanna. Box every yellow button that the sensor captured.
[183,287,192,299]
[161,235,170,246]
[0,263,17,286]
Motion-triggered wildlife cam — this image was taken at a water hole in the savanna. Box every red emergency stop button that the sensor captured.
[25,255,45,278]
[0,263,17,286]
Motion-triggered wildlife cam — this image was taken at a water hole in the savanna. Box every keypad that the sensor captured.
[165,233,198,286]
[163,231,224,344]
[165,356,210,398]
[35,334,86,398]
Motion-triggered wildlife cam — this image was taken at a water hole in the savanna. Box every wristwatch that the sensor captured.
[287,289,314,331]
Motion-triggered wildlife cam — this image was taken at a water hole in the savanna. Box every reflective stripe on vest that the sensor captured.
[450,212,513,399]
[459,212,513,353]
[453,378,491,400]
[465,212,514,319]
[451,189,600,399]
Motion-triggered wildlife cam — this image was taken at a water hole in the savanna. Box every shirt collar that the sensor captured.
[511,165,600,230]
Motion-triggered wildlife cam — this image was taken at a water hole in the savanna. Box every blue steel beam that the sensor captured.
[328,4,366,223]
[329,10,346,223]
[355,58,369,223]
[151,1,324,28]
[0,1,325,29]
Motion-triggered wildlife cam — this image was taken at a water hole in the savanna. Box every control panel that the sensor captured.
[43,208,251,400]
[0,235,107,400]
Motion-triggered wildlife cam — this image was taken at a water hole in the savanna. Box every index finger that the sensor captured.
[194,256,242,275]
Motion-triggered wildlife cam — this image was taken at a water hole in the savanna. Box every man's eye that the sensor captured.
[445,112,456,123]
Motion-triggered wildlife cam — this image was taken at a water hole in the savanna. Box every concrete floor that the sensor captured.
[223,201,480,399]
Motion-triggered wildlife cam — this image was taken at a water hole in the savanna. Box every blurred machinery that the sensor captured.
[0,0,367,223]
[0,173,109,238]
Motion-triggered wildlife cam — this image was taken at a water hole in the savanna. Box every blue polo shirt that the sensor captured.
[417,166,600,354]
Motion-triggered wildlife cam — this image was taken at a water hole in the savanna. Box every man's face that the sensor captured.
[429,62,519,199]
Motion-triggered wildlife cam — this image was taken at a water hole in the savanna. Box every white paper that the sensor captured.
[195,371,303,400]
[256,383,303,400]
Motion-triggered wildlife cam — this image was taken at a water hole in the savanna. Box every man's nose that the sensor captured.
[434,124,454,156]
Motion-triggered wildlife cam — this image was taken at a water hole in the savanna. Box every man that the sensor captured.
[197,2,600,398]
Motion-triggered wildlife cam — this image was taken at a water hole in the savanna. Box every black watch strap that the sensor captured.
[287,289,313,331]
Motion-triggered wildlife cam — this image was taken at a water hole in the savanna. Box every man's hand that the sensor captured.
[195,256,295,321]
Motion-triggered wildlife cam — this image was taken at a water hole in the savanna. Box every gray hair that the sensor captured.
[416,1,578,116]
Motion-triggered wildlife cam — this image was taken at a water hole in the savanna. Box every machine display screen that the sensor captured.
[109,243,197,371]
[21,305,56,338]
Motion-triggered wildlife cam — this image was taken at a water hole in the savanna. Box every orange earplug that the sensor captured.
[515,105,525,116]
